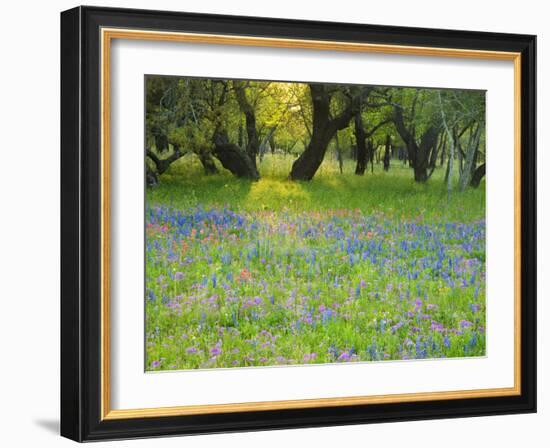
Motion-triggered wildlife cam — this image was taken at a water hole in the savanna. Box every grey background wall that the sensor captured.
[0,1,545,446]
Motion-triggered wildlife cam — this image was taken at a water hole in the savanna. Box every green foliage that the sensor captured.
[146,75,486,184]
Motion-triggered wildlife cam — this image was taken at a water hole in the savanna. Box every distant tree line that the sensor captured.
[145,76,486,191]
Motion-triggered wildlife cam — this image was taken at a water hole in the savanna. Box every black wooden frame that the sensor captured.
[61,5,536,442]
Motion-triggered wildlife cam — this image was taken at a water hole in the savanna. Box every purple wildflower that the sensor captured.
[470,303,481,313]
[390,321,405,333]
[210,341,222,356]
[338,351,351,362]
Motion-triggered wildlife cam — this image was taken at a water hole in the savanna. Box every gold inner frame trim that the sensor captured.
[100,27,522,420]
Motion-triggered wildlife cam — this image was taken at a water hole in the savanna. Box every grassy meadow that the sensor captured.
[145,154,486,371]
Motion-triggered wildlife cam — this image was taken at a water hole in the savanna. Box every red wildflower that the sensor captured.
[238,268,252,282]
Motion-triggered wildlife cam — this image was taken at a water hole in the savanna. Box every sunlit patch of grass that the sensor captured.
[246,178,310,210]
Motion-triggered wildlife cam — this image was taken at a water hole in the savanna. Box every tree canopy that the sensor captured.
[145,75,485,190]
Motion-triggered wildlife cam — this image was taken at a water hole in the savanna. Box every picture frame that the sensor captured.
[60,5,536,442]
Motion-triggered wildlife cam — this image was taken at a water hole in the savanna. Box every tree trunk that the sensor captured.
[354,111,368,175]
[212,130,259,180]
[368,140,375,173]
[146,144,183,178]
[154,134,169,153]
[151,126,169,153]
[383,134,391,171]
[233,81,259,170]
[437,92,455,192]
[146,164,158,187]
[444,153,451,183]
[290,84,357,180]
[269,133,276,154]
[335,133,343,174]
[469,163,486,188]
[198,151,218,175]
[401,131,437,183]
[259,126,277,162]
[393,105,439,183]
[427,131,442,179]
[459,124,482,190]
[354,112,391,175]
[290,134,334,180]
[439,136,447,166]
[237,117,244,149]
[455,128,464,178]
[413,165,428,182]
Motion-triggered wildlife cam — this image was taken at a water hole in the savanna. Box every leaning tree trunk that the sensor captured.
[259,126,277,162]
[290,84,358,181]
[411,126,439,182]
[427,131,443,179]
[291,133,335,180]
[394,106,439,183]
[212,130,259,180]
[146,144,184,186]
[393,106,439,183]
[469,163,486,188]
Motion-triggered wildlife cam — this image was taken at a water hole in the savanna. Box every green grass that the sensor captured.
[145,153,486,370]
[149,153,485,221]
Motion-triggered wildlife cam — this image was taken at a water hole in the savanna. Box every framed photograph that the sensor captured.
[60,6,536,442]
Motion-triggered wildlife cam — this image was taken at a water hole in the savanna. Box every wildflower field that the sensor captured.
[145,155,486,371]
